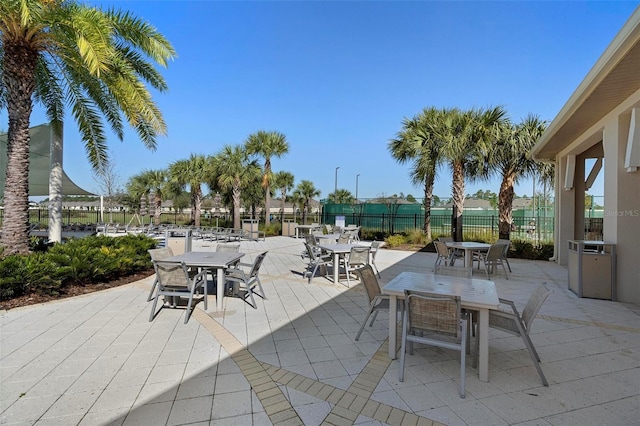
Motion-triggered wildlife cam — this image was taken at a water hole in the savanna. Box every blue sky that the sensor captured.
[4,1,638,201]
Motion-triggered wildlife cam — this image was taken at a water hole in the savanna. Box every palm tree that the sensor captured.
[0,0,176,254]
[389,107,444,241]
[438,106,507,241]
[131,170,169,225]
[168,154,210,227]
[293,180,320,225]
[245,130,290,226]
[492,115,547,239]
[272,171,295,223]
[328,189,355,204]
[211,145,256,229]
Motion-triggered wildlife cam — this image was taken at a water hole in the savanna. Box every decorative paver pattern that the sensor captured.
[1,236,639,425]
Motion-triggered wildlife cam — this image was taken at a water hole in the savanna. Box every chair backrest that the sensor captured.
[247,251,268,278]
[305,243,320,261]
[304,233,317,247]
[349,246,370,266]
[434,264,472,279]
[324,224,333,233]
[338,234,351,244]
[312,230,324,237]
[153,260,189,287]
[437,236,453,243]
[370,241,382,259]
[404,290,462,339]
[355,265,382,303]
[333,225,343,234]
[434,240,450,258]
[486,243,505,261]
[216,243,240,252]
[521,284,551,333]
[148,247,174,261]
[496,239,510,257]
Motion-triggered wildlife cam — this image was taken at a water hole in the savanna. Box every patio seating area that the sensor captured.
[1,236,639,425]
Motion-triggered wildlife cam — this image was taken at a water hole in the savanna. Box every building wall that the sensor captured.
[555,89,640,303]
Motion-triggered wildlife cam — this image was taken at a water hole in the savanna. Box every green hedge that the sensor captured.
[0,234,157,300]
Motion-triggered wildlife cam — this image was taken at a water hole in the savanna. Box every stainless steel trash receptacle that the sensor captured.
[165,229,192,255]
[568,240,616,300]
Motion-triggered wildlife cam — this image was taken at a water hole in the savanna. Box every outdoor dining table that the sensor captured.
[445,241,491,270]
[315,233,341,243]
[294,224,322,239]
[382,271,499,382]
[318,242,372,284]
[164,251,245,311]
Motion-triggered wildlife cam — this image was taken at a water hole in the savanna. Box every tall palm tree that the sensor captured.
[211,145,256,229]
[168,154,210,227]
[131,169,169,225]
[272,171,295,223]
[438,106,506,241]
[293,180,320,225]
[245,130,290,226]
[492,115,547,239]
[389,107,444,241]
[328,189,355,204]
[0,0,176,254]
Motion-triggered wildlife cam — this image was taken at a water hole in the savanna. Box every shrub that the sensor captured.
[406,228,427,245]
[384,234,406,248]
[0,234,157,301]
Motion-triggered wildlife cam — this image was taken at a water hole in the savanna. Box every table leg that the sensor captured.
[478,308,489,382]
[333,253,340,283]
[388,295,398,359]
[216,267,224,310]
[465,249,473,269]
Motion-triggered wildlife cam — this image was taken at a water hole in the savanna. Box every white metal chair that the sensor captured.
[489,284,551,386]
[224,251,268,309]
[476,243,509,279]
[304,243,332,283]
[147,247,174,302]
[399,290,468,398]
[354,265,393,341]
[496,238,513,272]
[369,241,383,278]
[434,240,455,270]
[216,242,240,252]
[344,246,370,287]
[149,260,208,324]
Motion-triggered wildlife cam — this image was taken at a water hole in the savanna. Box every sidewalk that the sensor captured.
[1,236,638,425]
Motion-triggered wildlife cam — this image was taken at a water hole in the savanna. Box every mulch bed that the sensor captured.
[0,268,155,311]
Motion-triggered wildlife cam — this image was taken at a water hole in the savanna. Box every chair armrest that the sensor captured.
[497,298,521,316]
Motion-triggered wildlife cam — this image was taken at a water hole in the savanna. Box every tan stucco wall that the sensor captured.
[554,93,640,303]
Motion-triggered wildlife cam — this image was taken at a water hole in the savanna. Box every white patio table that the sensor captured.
[382,271,499,382]
[445,241,491,270]
[164,251,244,311]
[318,242,372,284]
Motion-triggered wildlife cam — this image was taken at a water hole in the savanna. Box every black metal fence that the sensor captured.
[2,208,605,243]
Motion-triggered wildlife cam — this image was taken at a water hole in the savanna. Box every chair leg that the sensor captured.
[460,318,467,398]
[505,257,512,273]
[253,277,266,300]
[149,293,160,322]
[399,312,408,382]
[356,306,375,341]
[521,333,548,386]
[147,278,158,302]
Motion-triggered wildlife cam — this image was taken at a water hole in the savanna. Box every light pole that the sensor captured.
[355,173,360,202]
[334,166,340,199]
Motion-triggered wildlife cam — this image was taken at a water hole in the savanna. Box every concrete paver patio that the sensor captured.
[1,236,639,425]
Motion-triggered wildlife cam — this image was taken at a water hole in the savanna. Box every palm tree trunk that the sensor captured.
[280,191,286,224]
[1,44,38,254]
[498,173,516,239]
[265,186,271,225]
[232,185,241,229]
[451,161,465,241]
[193,186,202,228]
[423,177,434,241]
[154,194,162,225]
